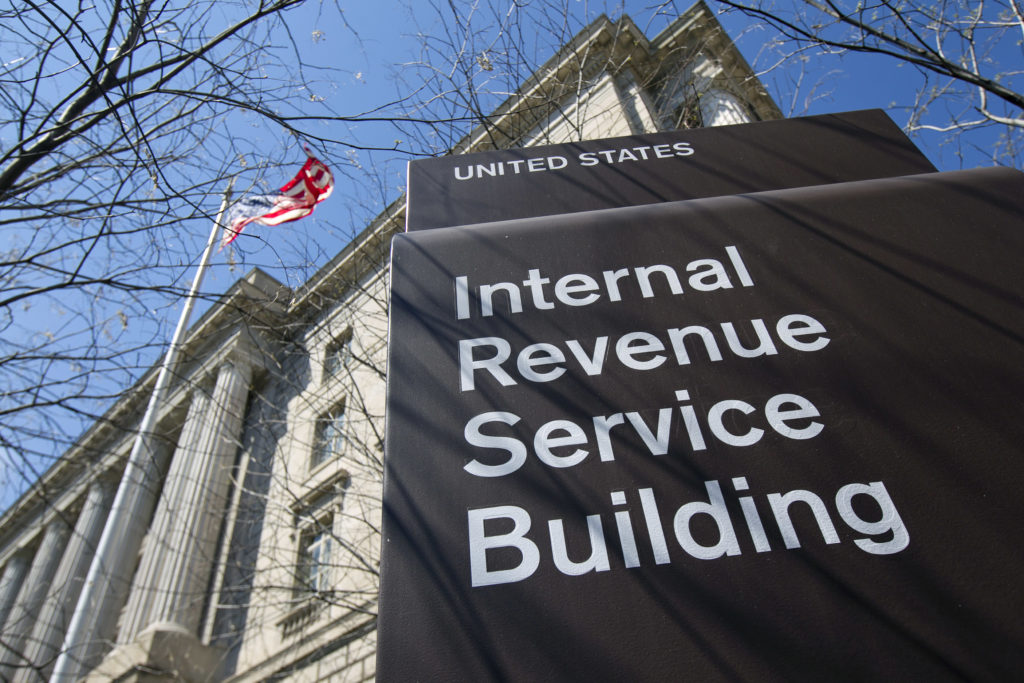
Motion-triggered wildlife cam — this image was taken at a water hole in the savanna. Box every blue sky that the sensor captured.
[231,0,992,265]
[1,0,1017,508]
[219,0,1013,292]
[270,0,1015,262]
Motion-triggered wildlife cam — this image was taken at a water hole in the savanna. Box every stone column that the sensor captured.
[0,518,73,678]
[50,437,175,683]
[117,386,212,641]
[12,479,115,683]
[120,359,251,641]
[0,555,29,634]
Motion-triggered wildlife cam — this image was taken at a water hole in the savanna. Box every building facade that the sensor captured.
[0,4,779,681]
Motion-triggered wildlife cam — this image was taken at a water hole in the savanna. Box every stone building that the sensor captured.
[0,4,779,681]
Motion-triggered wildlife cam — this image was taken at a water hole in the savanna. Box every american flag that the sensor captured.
[221,152,334,248]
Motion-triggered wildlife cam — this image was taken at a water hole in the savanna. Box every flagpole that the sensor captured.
[51,180,236,682]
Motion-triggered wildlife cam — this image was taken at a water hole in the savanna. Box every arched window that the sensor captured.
[699,89,752,127]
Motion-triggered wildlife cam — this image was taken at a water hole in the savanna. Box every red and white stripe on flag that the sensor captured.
[221,153,334,248]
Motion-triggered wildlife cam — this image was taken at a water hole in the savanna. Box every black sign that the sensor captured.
[380,167,1024,680]
[405,109,936,231]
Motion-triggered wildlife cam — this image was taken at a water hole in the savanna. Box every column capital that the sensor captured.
[217,355,253,384]
[200,328,267,384]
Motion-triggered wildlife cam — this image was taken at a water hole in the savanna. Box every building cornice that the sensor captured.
[287,198,405,322]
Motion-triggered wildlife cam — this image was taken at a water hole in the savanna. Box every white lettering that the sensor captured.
[463,412,527,477]
[459,337,515,391]
[534,420,589,468]
[517,343,566,383]
[468,506,540,586]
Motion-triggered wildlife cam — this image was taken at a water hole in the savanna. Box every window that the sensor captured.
[323,330,352,381]
[297,525,333,596]
[313,404,345,468]
[280,478,347,636]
